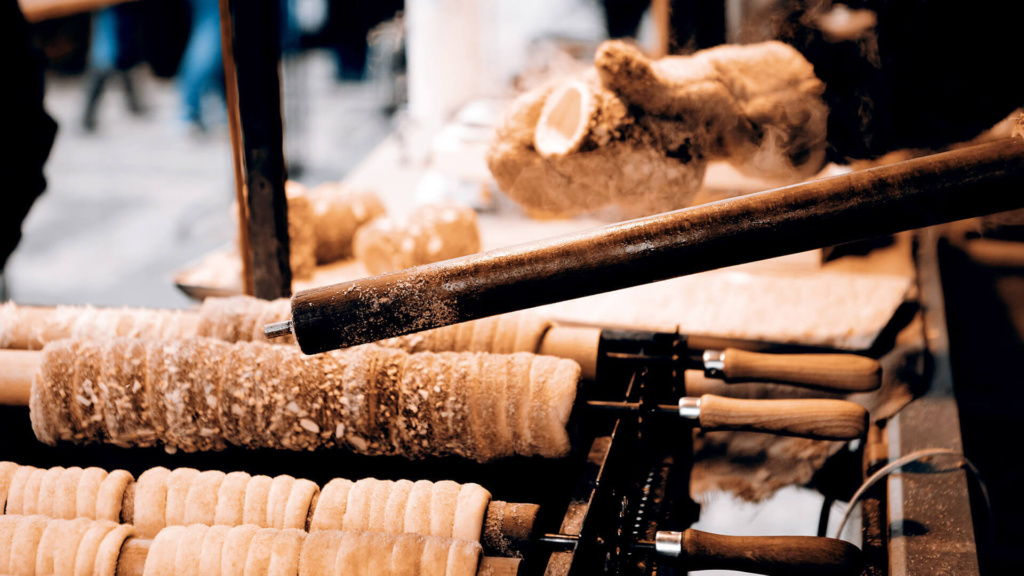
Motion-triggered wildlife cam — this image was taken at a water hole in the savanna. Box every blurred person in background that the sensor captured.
[320,0,401,81]
[603,0,725,50]
[2,0,57,298]
[81,2,149,132]
[177,0,225,132]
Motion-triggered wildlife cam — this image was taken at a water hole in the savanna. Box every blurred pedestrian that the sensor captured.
[322,1,401,81]
[177,0,225,132]
[82,3,148,132]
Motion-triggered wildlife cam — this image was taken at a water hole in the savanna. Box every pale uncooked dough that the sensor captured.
[164,468,201,527]
[94,523,137,576]
[185,471,227,526]
[142,525,186,576]
[35,466,65,518]
[94,469,133,522]
[308,479,352,532]
[219,525,260,576]
[214,472,251,527]
[134,467,171,538]
[72,520,118,576]
[55,467,84,519]
[243,476,274,528]
[5,466,35,515]
[21,468,45,515]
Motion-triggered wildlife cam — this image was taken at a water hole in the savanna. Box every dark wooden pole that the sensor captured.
[218,0,253,296]
[226,0,291,299]
[286,136,1024,354]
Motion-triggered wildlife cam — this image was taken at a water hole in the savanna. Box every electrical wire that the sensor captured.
[833,448,992,541]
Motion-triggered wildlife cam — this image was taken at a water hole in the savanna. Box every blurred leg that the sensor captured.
[178,0,223,128]
[82,8,118,131]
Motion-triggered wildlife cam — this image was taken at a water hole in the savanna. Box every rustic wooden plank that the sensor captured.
[227,0,291,299]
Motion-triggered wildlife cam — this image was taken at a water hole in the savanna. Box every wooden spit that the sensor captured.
[113,537,522,576]
[2,306,880,388]
[278,136,1024,354]
[112,529,861,576]
[121,483,539,560]
[0,348,868,440]
[2,479,859,575]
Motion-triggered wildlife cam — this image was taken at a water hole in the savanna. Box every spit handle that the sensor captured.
[655,529,863,576]
[704,348,881,392]
[692,395,868,440]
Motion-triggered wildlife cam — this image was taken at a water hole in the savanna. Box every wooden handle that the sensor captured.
[720,348,881,391]
[482,501,540,557]
[678,529,862,576]
[114,538,519,576]
[0,350,39,406]
[683,370,842,399]
[698,395,867,440]
[537,326,601,380]
[289,139,1024,353]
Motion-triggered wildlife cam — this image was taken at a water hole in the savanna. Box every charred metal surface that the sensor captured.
[289,138,1024,354]
[227,0,291,299]
[886,228,980,576]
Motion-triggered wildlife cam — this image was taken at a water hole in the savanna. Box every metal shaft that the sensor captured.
[285,137,1024,354]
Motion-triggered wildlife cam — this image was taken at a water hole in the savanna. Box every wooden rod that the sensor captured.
[682,370,844,400]
[1,308,878,393]
[128,484,537,554]
[90,478,543,556]
[0,350,36,406]
[712,349,881,392]
[218,0,254,296]
[114,537,521,576]
[286,136,1024,354]
[227,0,292,299]
[696,395,867,440]
[538,326,601,379]
[674,529,862,576]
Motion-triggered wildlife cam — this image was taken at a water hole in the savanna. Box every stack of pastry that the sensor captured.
[2,463,492,547]
[0,514,137,576]
[307,183,387,264]
[132,468,319,538]
[0,461,493,576]
[353,204,481,275]
[0,302,190,350]
[0,515,482,576]
[30,339,580,461]
[1,463,132,523]
[195,297,295,345]
[146,524,482,576]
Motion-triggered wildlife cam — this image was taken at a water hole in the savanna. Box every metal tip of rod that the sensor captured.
[538,533,580,550]
[264,320,293,339]
[633,540,656,551]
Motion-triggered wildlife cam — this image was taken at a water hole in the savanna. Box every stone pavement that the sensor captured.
[5,51,393,309]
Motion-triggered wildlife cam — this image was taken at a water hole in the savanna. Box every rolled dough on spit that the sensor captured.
[21,461,492,546]
[30,339,580,462]
[0,514,137,576]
